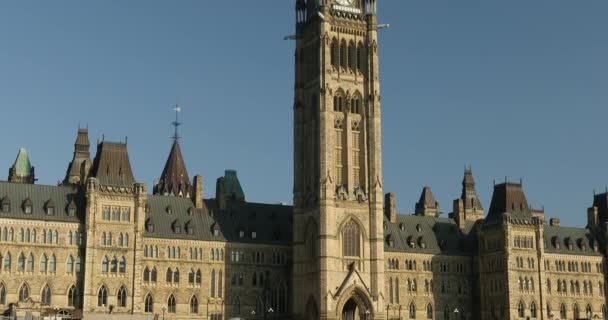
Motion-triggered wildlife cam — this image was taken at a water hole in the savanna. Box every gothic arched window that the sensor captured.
[0,283,5,305]
[426,304,433,319]
[41,284,51,306]
[167,294,176,313]
[190,295,199,314]
[117,286,127,308]
[530,302,537,318]
[342,220,360,257]
[18,283,29,302]
[340,40,347,69]
[211,269,216,297]
[560,304,566,319]
[409,303,416,319]
[98,285,108,307]
[330,38,338,68]
[67,285,78,307]
[145,294,154,313]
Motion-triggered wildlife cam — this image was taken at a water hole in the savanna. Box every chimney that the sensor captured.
[193,175,203,209]
[216,177,226,210]
[588,206,599,229]
[384,193,396,223]
[549,217,560,227]
[452,198,465,229]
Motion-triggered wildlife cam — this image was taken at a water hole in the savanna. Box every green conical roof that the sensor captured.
[13,148,33,176]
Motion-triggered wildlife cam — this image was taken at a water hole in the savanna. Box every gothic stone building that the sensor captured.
[0,1,607,320]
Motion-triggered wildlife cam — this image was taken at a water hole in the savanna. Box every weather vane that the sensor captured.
[172,105,182,142]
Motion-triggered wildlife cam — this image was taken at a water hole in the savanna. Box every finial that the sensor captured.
[102,134,105,142]
[520,178,523,186]
[172,105,182,142]
[125,136,128,146]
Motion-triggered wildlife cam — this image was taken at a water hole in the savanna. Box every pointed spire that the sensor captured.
[415,186,439,217]
[154,139,192,197]
[8,148,35,184]
[63,128,92,185]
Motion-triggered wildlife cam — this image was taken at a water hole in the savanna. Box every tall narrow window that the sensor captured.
[76,256,82,273]
[117,286,127,308]
[352,123,361,187]
[330,39,338,68]
[342,220,360,257]
[26,253,34,271]
[211,270,216,298]
[0,284,5,304]
[151,267,157,282]
[3,253,11,270]
[348,41,356,70]
[18,283,29,302]
[67,255,74,273]
[98,286,108,307]
[166,268,173,283]
[143,267,150,282]
[145,294,154,313]
[168,295,176,313]
[356,42,363,72]
[427,304,433,319]
[18,253,25,271]
[335,120,344,186]
[102,256,108,273]
[218,270,223,297]
[340,40,347,69]
[41,285,51,306]
[409,303,416,319]
[389,277,393,303]
[68,285,78,307]
[190,296,199,314]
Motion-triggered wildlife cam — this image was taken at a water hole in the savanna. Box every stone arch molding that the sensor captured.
[334,284,374,319]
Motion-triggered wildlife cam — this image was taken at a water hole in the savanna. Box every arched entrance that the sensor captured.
[341,298,367,320]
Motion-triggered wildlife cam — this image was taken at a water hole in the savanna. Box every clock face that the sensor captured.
[336,0,354,6]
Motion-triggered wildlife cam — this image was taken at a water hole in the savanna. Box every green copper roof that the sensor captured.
[13,148,33,176]
[224,170,245,201]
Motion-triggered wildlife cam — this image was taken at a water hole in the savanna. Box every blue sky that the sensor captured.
[0,1,606,227]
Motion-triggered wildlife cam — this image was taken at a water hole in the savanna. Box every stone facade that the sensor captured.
[0,1,607,320]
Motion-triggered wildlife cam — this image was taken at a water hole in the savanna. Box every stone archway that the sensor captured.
[341,297,370,320]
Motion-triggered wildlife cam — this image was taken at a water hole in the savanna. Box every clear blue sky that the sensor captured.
[0,1,606,227]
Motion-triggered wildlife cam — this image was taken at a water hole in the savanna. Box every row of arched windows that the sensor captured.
[0,283,79,307]
[515,256,535,269]
[96,285,127,308]
[188,247,204,260]
[0,252,80,274]
[546,302,605,320]
[330,38,364,73]
[551,278,604,295]
[143,293,200,315]
[66,230,83,246]
[333,95,363,115]
[0,227,59,244]
[101,256,126,274]
[143,245,158,258]
[517,277,535,292]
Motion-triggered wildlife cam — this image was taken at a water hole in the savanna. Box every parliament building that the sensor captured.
[1,0,607,319]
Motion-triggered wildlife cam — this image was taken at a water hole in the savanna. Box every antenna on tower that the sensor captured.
[172,105,182,142]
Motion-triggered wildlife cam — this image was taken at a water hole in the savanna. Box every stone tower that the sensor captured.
[8,148,35,184]
[292,0,385,319]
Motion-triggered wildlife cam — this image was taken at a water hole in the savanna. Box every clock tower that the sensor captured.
[292,0,385,319]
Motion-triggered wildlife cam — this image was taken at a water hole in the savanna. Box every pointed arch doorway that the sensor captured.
[341,297,369,320]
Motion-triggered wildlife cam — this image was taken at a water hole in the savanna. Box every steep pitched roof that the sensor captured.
[486,182,532,222]
[0,181,83,223]
[223,170,245,201]
[415,186,438,216]
[592,192,608,224]
[384,214,474,255]
[89,141,135,187]
[12,148,33,176]
[543,225,602,257]
[153,141,192,197]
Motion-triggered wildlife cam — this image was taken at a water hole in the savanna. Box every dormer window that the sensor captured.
[418,236,426,249]
[1,196,10,213]
[67,200,77,217]
[45,200,56,216]
[172,220,181,234]
[386,234,394,247]
[22,198,32,214]
[211,223,221,237]
[407,236,415,248]
[251,231,257,239]
[166,206,172,215]
[145,219,154,232]
[187,207,193,216]
[185,221,194,235]
[416,224,422,233]
[399,223,405,231]
[552,237,560,249]
[238,229,245,239]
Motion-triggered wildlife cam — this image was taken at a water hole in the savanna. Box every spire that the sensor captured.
[461,168,483,211]
[8,148,35,184]
[415,186,439,217]
[63,128,91,185]
[154,106,192,197]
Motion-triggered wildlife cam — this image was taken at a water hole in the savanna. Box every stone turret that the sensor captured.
[8,148,35,184]
[415,186,439,217]
[452,168,484,227]
[63,128,91,185]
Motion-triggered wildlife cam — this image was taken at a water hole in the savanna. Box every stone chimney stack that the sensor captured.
[549,218,560,227]
[588,206,599,229]
[193,175,203,209]
[384,193,396,223]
